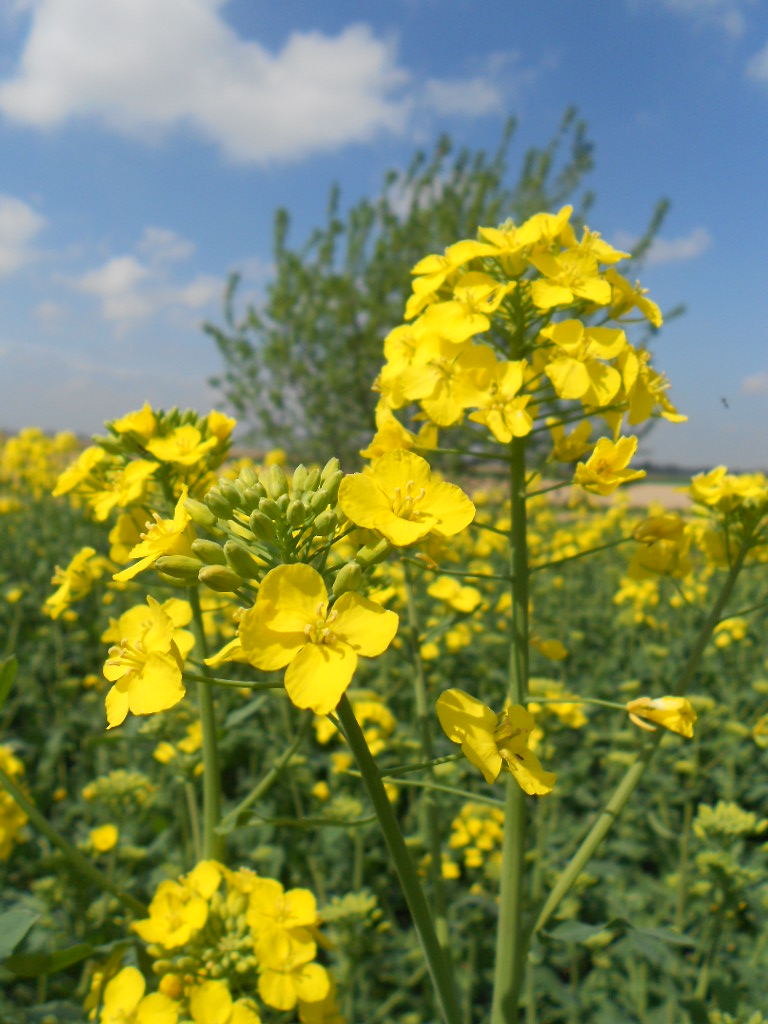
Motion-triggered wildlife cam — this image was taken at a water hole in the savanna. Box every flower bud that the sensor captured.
[276,493,290,514]
[218,478,241,507]
[198,565,244,593]
[323,469,344,503]
[184,498,218,531]
[258,497,282,521]
[264,463,289,499]
[205,488,234,519]
[191,539,227,565]
[241,485,265,513]
[286,498,307,527]
[292,464,308,492]
[356,538,391,568]
[304,467,321,492]
[310,487,330,513]
[314,509,337,535]
[248,509,276,540]
[321,457,340,482]
[224,541,263,579]
[154,555,204,582]
[238,465,258,488]
[332,561,362,596]
[154,571,192,589]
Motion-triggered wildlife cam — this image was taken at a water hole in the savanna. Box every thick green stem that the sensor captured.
[403,563,450,952]
[532,540,750,936]
[189,589,224,861]
[337,694,461,1024]
[491,435,530,1024]
[0,763,147,918]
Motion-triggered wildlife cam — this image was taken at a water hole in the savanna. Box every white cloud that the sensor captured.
[422,77,502,117]
[0,194,46,275]
[741,371,768,395]
[745,39,768,81]
[0,1,414,163]
[615,226,712,266]
[69,230,224,329]
[636,0,755,37]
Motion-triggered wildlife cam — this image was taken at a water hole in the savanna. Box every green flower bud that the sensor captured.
[356,538,391,568]
[304,467,321,492]
[224,541,263,579]
[323,469,344,503]
[286,498,307,527]
[249,509,276,540]
[152,960,173,976]
[241,486,265,513]
[321,457,340,482]
[218,477,241,507]
[313,509,337,535]
[332,561,362,596]
[184,498,218,531]
[198,565,244,593]
[205,488,234,519]
[292,464,308,492]
[154,555,204,582]
[191,539,227,565]
[154,571,192,589]
[239,465,258,488]
[264,463,289,500]
[276,493,290,513]
[310,487,330,513]
[258,497,282,521]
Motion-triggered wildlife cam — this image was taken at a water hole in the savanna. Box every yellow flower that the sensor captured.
[90,824,119,853]
[89,460,158,521]
[247,878,317,957]
[44,546,108,619]
[239,564,398,715]
[258,940,330,1013]
[468,360,534,443]
[113,402,158,441]
[113,488,195,582]
[338,450,475,546]
[189,980,261,1024]
[540,320,626,407]
[147,425,218,466]
[99,966,178,1024]
[436,689,556,795]
[133,879,209,949]
[626,696,696,738]
[103,596,188,728]
[573,436,646,495]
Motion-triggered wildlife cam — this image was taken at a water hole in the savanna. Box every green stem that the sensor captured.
[491,434,530,1024]
[184,670,284,691]
[337,694,461,1024]
[217,711,314,834]
[532,539,750,937]
[530,536,633,574]
[403,563,451,952]
[189,589,223,861]
[0,763,147,918]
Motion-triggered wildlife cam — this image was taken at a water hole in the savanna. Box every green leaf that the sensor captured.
[4,942,94,977]
[0,908,39,960]
[545,921,613,945]
[0,655,18,714]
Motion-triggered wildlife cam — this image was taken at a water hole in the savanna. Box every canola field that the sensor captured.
[1,208,767,1024]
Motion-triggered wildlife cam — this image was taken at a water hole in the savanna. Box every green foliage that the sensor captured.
[207,110,671,467]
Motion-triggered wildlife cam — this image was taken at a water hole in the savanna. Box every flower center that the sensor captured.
[391,479,427,519]
[304,604,338,645]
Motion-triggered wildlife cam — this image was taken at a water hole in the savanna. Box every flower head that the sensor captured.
[626,696,696,738]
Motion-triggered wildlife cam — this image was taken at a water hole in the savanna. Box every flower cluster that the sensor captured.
[0,744,27,859]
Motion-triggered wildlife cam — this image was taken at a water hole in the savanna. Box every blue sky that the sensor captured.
[1,0,767,469]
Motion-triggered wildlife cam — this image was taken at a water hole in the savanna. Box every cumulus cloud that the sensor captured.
[0,194,46,275]
[614,226,712,266]
[741,371,768,395]
[70,229,224,329]
[0,1,414,163]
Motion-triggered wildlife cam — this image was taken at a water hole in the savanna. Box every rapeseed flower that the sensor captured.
[626,696,696,738]
[239,564,398,715]
[574,436,646,495]
[113,488,195,582]
[436,689,556,794]
[338,450,474,546]
[99,966,178,1024]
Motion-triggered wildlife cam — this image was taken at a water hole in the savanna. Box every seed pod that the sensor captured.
[314,509,337,536]
[154,555,204,582]
[249,509,276,540]
[224,540,263,579]
[198,565,244,593]
[286,498,307,527]
[332,561,362,596]
[191,539,227,565]
[184,498,218,531]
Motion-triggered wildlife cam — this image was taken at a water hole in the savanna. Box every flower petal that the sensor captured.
[285,642,357,715]
[333,593,399,657]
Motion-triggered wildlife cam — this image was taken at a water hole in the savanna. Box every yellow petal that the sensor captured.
[332,593,399,657]
[285,643,357,715]
[506,747,556,796]
[258,564,327,631]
